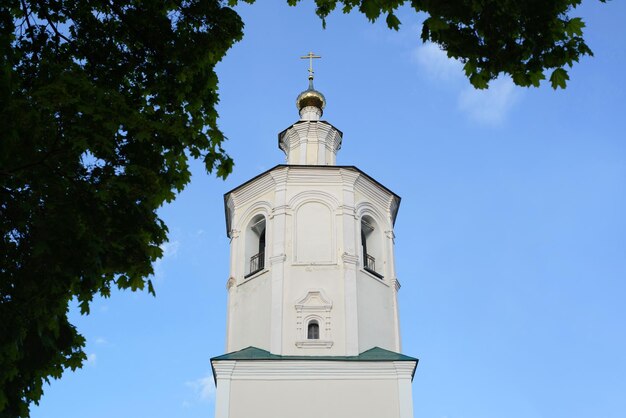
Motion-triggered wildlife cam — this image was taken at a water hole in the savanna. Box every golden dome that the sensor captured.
[296,79,326,111]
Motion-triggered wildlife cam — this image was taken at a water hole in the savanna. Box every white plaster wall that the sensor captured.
[229,378,400,418]
[213,360,416,418]
[282,180,346,355]
[283,265,346,355]
[294,201,333,263]
[225,166,401,356]
[228,271,272,352]
[356,271,398,352]
[226,182,275,353]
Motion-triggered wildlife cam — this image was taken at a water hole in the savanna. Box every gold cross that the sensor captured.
[300,51,321,78]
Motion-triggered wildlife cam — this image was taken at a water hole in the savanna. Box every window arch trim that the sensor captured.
[244,214,267,278]
[360,214,384,279]
[307,320,320,340]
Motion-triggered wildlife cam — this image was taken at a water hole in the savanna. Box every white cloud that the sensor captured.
[185,376,215,403]
[153,239,181,281]
[95,337,108,345]
[412,42,463,82]
[410,42,523,125]
[457,77,522,125]
[160,240,180,258]
[86,353,97,365]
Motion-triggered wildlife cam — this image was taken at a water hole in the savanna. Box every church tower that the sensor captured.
[211,54,417,418]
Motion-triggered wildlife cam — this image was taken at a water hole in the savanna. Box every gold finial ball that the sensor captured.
[296,87,326,111]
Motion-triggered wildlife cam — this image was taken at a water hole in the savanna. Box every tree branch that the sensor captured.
[40,6,71,43]
[19,0,33,35]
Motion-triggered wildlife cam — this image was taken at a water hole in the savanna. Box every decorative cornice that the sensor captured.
[212,360,236,379]
[342,252,359,265]
[269,254,287,265]
[295,290,333,312]
[389,194,400,225]
[230,173,276,208]
[211,360,416,381]
[286,168,344,185]
[339,168,360,186]
[269,166,289,183]
[393,361,416,378]
[271,205,289,218]
[355,175,394,213]
[339,204,356,215]
[295,340,334,348]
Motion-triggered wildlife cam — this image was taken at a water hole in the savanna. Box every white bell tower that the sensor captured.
[212,54,417,418]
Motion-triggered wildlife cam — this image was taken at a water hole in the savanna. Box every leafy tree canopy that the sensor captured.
[0,0,604,416]
[276,0,606,89]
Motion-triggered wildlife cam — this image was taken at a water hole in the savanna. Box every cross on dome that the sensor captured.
[300,51,321,80]
[296,51,326,118]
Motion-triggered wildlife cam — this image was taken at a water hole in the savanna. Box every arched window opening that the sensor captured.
[244,215,266,277]
[307,321,320,340]
[361,216,383,279]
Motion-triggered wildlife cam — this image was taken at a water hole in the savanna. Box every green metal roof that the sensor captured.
[211,346,418,362]
[210,346,418,385]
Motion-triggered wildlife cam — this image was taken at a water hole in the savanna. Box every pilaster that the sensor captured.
[213,361,236,418]
[395,361,416,418]
[269,167,289,354]
[340,169,360,355]
[385,228,402,352]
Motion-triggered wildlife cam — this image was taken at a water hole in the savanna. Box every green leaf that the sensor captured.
[512,71,529,86]
[424,16,449,32]
[360,0,381,21]
[565,17,585,37]
[385,13,401,30]
[463,61,476,78]
[529,71,546,88]
[550,68,570,89]
[469,72,489,89]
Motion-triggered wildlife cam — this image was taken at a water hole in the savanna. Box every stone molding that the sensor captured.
[278,120,343,165]
[294,290,333,312]
[237,268,268,286]
[342,252,359,265]
[269,166,289,184]
[212,359,417,381]
[269,254,287,265]
[295,340,334,348]
[235,202,272,232]
[213,360,236,379]
[295,290,333,347]
[230,173,275,207]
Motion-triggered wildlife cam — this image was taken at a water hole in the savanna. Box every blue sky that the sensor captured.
[31,2,626,418]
